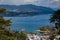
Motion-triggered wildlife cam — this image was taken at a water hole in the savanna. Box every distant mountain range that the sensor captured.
[0,4,55,16]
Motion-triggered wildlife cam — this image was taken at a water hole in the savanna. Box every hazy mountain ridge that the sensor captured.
[0,4,55,16]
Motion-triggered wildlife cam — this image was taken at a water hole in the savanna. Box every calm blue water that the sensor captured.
[5,14,51,32]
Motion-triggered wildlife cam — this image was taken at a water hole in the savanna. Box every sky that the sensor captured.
[0,0,60,9]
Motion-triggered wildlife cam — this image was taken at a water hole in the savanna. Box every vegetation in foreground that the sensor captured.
[0,8,27,40]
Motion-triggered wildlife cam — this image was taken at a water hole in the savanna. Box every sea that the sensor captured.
[4,14,52,32]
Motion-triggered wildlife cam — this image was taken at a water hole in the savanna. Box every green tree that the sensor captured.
[0,8,6,13]
[49,34,56,40]
[49,10,60,40]
[0,17,11,29]
[50,10,60,34]
[0,8,18,40]
[39,25,52,31]
[0,8,11,28]
[18,31,27,40]
[0,8,6,16]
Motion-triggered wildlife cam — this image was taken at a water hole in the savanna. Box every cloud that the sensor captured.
[34,0,60,9]
[0,0,23,5]
[24,0,34,2]
[0,0,60,5]
[53,0,59,2]
[0,0,4,3]
[0,0,37,5]
[0,0,60,9]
